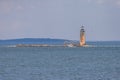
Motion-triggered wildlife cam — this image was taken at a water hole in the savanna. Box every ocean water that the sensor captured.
[0,42,120,80]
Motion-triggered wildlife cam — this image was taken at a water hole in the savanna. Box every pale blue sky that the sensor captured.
[0,0,120,41]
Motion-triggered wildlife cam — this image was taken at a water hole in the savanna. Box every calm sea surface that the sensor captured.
[0,42,120,80]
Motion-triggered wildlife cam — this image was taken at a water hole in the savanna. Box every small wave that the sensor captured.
[0,45,17,48]
[82,45,120,48]
[7,45,17,48]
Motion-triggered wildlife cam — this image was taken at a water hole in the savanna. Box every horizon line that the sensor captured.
[0,38,120,42]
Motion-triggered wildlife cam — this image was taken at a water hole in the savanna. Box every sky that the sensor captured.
[0,0,120,41]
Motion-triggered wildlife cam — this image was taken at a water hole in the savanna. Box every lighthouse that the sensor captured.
[80,26,86,46]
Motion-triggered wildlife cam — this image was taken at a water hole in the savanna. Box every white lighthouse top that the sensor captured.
[81,26,85,32]
[81,26,84,29]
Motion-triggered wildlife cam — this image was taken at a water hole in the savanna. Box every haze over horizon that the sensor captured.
[0,0,120,41]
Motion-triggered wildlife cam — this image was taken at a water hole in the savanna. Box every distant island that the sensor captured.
[0,38,76,46]
[0,38,120,47]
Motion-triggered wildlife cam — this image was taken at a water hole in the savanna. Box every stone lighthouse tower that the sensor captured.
[80,26,86,46]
